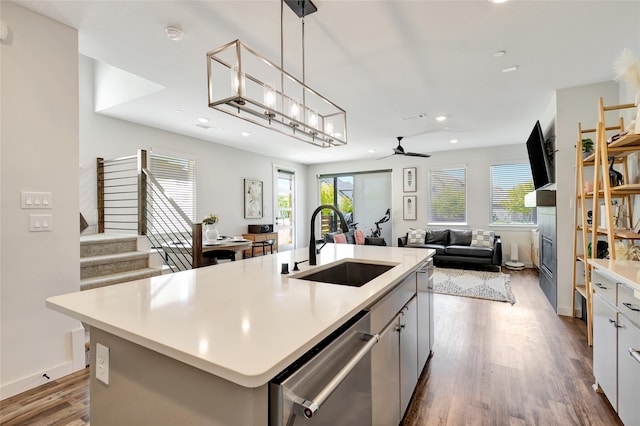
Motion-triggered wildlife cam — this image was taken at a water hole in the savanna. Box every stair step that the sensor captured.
[81,251,149,279]
[81,268,162,290]
[81,234,137,257]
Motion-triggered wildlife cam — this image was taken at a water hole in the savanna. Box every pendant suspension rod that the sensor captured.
[280,0,284,114]
[302,4,306,108]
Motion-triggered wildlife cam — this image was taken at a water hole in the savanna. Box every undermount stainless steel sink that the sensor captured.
[293,260,396,287]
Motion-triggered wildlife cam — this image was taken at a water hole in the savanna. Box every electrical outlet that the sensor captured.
[96,343,110,385]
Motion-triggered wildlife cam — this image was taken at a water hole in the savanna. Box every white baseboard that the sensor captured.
[557,305,574,317]
[1,328,86,401]
[0,361,78,400]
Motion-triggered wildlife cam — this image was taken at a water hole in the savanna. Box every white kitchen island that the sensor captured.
[47,244,433,425]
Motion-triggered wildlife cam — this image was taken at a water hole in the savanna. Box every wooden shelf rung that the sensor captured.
[575,285,588,298]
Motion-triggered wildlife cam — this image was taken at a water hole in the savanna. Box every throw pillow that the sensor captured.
[333,233,347,244]
[407,228,427,244]
[355,229,365,245]
[426,229,449,244]
[449,229,472,246]
[471,229,494,248]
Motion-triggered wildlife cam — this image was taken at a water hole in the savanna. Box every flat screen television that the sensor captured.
[526,120,555,189]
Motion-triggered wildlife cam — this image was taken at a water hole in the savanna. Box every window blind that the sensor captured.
[490,163,536,225]
[150,153,196,221]
[428,167,467,224]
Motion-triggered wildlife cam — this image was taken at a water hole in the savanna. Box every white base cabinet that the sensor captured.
[590,265,640,425]
[371,262,432,426]
[592,292,618,408]
[617,315,640,426]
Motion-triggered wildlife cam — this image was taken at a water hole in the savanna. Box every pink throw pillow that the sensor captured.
[333,233,347,244]
[355,229,365,245]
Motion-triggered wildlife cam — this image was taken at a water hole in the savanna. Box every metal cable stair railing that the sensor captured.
[97,150,203,273]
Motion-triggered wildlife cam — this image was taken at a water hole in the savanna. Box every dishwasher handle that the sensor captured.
[293,332,381,419]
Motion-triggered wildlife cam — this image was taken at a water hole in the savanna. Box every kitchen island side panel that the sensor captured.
[90,328,268,426]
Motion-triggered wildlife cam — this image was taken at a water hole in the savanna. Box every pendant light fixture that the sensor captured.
[206,0,347,148]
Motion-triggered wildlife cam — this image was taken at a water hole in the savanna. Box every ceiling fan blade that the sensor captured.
[376,153,395,160]
[404,152,431,158]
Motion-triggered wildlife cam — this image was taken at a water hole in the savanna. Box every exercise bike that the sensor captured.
[370,208,390,238]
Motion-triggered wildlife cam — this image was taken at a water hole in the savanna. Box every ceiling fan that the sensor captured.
[379,136,431,159]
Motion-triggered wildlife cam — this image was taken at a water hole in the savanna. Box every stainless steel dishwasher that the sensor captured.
[269,310,379,425]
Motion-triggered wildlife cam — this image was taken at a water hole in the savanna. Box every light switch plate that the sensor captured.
[21,191,52,209]
[96,343,110,385]
[29,214,52,231]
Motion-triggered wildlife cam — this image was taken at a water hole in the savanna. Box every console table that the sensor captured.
[242,232,278,257]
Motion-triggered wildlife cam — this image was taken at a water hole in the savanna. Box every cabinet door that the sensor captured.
[417,265,431,372]
[371,317,400,426]
[592,293,617,409]
[617,315,640,425]
[400,297,418,417]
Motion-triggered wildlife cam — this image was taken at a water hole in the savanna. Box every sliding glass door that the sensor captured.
[318,171,391,244]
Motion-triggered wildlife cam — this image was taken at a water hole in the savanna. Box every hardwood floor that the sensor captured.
[0,269,621,425]
[403,268,621,426]
[0,368,89,426]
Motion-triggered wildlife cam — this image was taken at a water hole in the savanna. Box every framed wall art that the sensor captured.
[403,167,417,192]
[403,195,417,220]
[244,178,263,219]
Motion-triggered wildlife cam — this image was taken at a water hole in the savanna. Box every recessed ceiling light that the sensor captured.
[501,65,519,73]
[493,50,506,58]
[368,149,376,153]
[197,117,209,123]
[435,115,447,122]
[490,0,509,3]
[176,109,183,113]
[450,139,459,144]
[402,113,427,120]
[165,26,184,41]
[241,132,251,137]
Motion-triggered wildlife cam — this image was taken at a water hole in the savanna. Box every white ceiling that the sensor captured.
[16,0,640,165]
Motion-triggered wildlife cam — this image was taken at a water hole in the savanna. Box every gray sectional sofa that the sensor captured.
[398,228,502,271]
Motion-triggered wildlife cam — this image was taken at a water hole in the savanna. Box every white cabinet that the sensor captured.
[417,260,433,371]
[371,269,429,426]
[400,296,418,413]
[590,262,640,425]
[617,315,640,426]
[372,311,401,426]
[592,292,618,408]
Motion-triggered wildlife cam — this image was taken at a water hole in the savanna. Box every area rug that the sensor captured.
[432,267,515,304]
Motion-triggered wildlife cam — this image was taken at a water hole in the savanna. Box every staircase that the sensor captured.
[81,233,162,290]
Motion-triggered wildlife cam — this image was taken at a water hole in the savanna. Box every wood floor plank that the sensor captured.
[403,268,622,426]
[0,269,622,425]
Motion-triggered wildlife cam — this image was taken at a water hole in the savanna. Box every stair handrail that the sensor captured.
[97,149,203,272]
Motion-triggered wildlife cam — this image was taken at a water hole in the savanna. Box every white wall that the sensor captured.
[1,2,84,398]
[79,55,308,247]
[307,144,535,266]
[555,80,620,317]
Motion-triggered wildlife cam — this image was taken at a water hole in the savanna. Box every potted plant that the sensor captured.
[202,213,220,241]
[582,138,594,158]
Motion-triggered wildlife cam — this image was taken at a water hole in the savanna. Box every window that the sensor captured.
[490,163,536,225]
[428,167,467,224]
[150,153,196,221]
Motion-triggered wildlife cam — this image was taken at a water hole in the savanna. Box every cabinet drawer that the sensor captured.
[617,315,640,426]
[592,270,618,306]
[618,283,640,326]
[370,273,416,333]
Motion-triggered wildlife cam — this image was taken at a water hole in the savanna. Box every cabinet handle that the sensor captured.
[629,348,640,364]
[594,282,607,290]
[622,302,640,312]
[608,318,622,328]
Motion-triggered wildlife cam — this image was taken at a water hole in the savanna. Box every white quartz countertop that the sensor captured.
[588,259,640,296]
[47,244,432,388]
